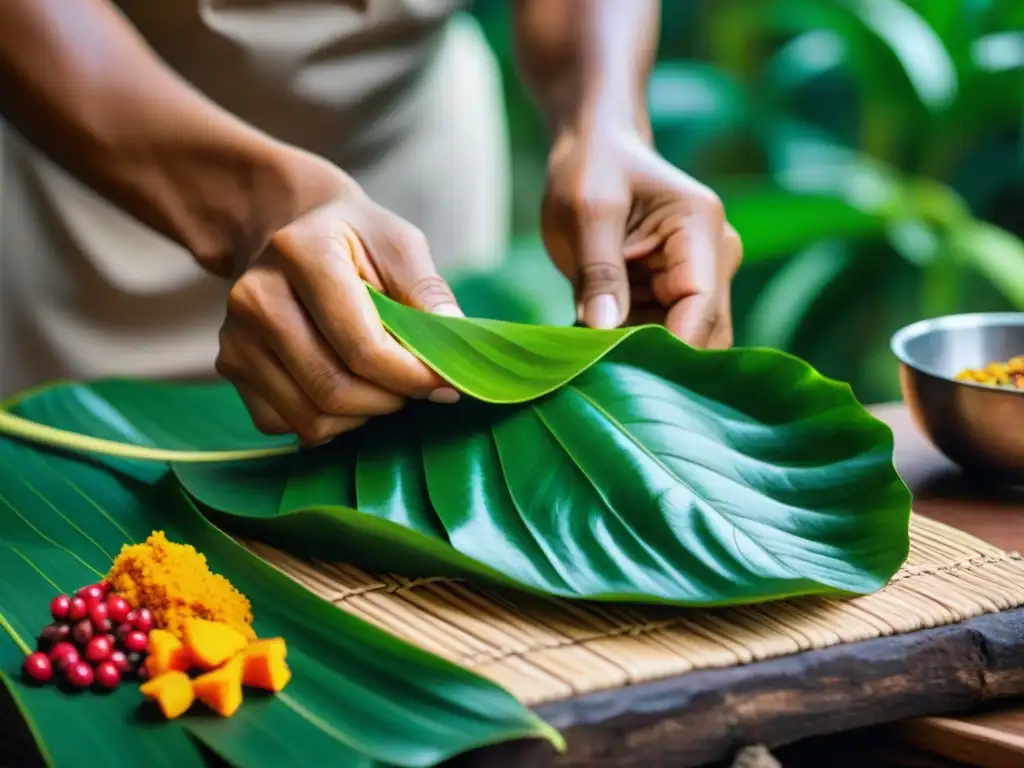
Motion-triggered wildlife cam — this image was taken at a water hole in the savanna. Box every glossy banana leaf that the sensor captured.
[6,290,913,607]
[0,435,560,768]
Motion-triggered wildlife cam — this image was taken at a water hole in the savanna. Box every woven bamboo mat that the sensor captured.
[243,515,1024,707]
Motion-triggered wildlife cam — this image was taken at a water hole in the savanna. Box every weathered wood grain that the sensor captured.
[446,608,1024,767]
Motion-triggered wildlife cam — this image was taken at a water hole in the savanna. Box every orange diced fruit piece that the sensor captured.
[182,618,249,669]
[140,671,195,720]
[242,638,291,692]
[192,655,244,717]
[146,629,192,677]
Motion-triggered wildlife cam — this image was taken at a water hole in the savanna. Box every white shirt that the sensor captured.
[0,0,509,396]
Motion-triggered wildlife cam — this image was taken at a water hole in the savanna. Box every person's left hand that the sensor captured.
[541,126,742,349]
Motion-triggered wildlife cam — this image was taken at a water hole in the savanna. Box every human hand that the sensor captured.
[541,127,742,348]
[216,166,462,446]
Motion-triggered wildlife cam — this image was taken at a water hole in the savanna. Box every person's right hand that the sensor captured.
[215,170,463,446]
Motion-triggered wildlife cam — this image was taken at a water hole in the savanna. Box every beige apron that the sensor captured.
[0,1,509,397]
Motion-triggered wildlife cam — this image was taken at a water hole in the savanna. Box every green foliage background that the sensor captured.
[468,0,1024,404]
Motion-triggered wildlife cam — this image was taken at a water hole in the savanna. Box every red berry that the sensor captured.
[116,623,134,643]
[49,642,79,670]
[122,630,149,654]
[71,620,94,646]
[23,652,52,684]
[109,649,131,674]
[88,601,108,626]
[136,662,150,681]
[67,596,88,622]
[50,595,71,621]
[106,595,132,624]
[97,581,112,596]
[76,584,105,607]
[93,661,120,691]
[36,622,70,651]
[132,608,154,633]
[64,660,94,689]
[85,635,113,664]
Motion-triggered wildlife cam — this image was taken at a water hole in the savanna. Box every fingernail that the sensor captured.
[428,387,460,404]
[432,303,464,318]
[585,294,619,329]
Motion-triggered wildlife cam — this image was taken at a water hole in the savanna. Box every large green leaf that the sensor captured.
[646,61,750,168]
[722,182,891,262]
[10,292,912,606]
[764,120,907,216]
[744,241,855,349]
[0,437,559,767]
[763,30,848,91]
[950,219,1024,308]
[711,0,957,112]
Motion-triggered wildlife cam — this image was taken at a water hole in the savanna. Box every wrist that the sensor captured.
[550,101,653,153]
[545,87,652,148]
[173,137,354,278]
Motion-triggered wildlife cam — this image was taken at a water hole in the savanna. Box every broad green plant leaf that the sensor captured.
[764,120,908,218]
[710,0,957,112]
[744,242,855,349]
[949,31,1024,134]
[0,436,560,768]
[722,182,891,263]
[647,61,749,167]
[841,0,958,111]
[9,292,913,607]
[764,30,848,90]
[950,220,1024,308]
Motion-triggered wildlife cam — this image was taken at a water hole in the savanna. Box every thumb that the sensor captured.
[576,211,630,330]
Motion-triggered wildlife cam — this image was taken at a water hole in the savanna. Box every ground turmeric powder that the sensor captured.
[106,531,255,641]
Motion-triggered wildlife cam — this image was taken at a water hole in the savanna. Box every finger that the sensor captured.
[623,232,662,261]
[707,223,740,350]
[271,222,456,402]
[722,220,743,278]
[222,334,366,445]
[245,269,406,417]
[653,204,725,345]
[232,383,291,436]
[666,293,719,348]
[357,207,464,318]
[661,220,736,348]
[706,315,733,350]
[576,208,630,330]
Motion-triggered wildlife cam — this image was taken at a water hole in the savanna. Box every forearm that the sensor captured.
[0,0,336,275]
[513,0,659,138]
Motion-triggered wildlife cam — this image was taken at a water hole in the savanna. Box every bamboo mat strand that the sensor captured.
[243,515,1024,706]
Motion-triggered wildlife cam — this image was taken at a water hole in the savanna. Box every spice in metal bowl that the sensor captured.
[955,356,1024,389]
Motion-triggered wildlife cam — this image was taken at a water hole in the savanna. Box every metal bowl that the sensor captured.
[891,313,1024,482]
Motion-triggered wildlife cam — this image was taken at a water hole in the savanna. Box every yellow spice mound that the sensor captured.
[107,531,255,641]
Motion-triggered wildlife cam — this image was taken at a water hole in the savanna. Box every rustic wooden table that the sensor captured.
[873,404,1024,553]
[871,404,1024,768]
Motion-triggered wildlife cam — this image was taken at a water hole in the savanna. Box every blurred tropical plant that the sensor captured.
[470,0,1024,403]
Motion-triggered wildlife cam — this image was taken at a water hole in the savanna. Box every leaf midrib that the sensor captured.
[567,383,800,581]
[528,402,694,589]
